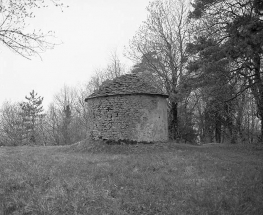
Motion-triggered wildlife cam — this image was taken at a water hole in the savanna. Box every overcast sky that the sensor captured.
[0,0,150,109]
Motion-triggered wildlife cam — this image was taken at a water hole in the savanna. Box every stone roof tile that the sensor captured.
[85,74,168,100]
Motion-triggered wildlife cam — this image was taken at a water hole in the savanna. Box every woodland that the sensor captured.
[0,0,263,146]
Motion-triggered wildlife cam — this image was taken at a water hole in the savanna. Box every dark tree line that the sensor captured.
[187,0,263,142]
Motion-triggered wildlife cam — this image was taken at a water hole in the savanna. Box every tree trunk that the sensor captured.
[227,120,236,144]
[171,101,178,140]
[259,111,263,143]
[215,115,221,143]
[251,54,263,143]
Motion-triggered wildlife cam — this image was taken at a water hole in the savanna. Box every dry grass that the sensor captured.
[0,141,263,214]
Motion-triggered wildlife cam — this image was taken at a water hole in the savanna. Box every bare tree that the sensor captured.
[45,103,61,145]
[43,52,127,145]
[0,0,65,59]
[128,0,190,139]
[51,85,77,144]
[0,101,24,146]
[87,51,127,93]
[105,50,126,79]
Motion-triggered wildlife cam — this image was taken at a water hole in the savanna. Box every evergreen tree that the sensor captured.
[188,0,263,142]
[20,90,44,144]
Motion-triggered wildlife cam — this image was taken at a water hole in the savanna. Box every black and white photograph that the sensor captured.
[0,0,262,214]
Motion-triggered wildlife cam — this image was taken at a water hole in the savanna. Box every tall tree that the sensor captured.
[49,85,80,145]
[189,0,263,141]
[187,37,237,143]
[45,103,61,145]
[61,104,71,145]
[20,90,44,143]
[0,0,65,59]
[128,0,190,139]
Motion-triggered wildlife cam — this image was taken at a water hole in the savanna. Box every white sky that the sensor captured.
[0,0,150,109]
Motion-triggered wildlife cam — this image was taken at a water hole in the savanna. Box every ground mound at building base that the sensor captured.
[57,138,225,154]
[58,138,173,154]
[57,138,263,155]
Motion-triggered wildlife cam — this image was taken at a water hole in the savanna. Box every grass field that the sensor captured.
[0,141,262,214]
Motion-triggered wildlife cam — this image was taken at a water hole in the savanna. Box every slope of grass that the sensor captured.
[0,142,262,214]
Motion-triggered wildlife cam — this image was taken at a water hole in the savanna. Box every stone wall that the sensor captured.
[86,94,168,142]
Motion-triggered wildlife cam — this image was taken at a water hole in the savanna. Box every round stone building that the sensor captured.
[85,74,168,142]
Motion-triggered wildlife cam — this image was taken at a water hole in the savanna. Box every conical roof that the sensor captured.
[85,73,168,101]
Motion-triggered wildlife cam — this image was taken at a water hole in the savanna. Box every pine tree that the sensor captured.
[188,0,263,142]
[20,90,44,144]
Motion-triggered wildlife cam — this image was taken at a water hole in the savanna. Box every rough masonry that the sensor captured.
[85,74,168,142]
